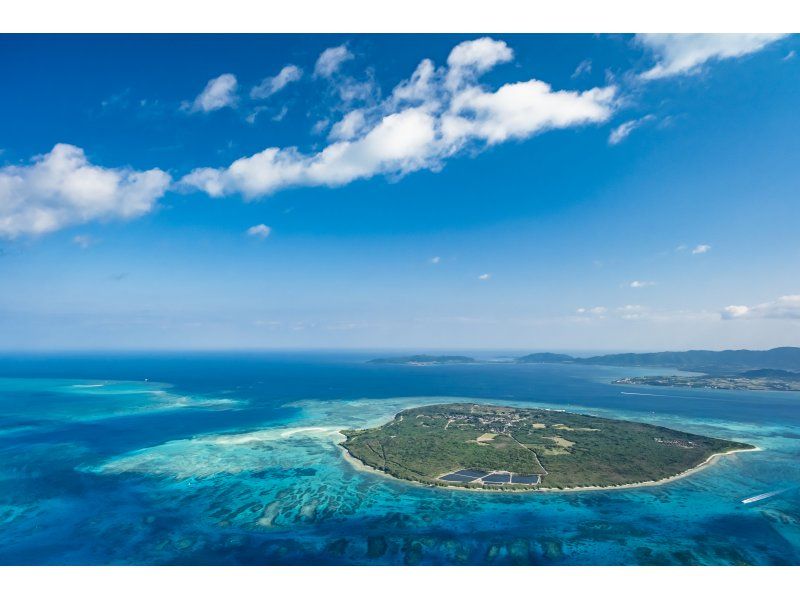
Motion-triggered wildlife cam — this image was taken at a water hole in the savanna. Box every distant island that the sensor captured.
[367,354,477,365]
[368,347,800,391]
[340,403,754,491]
[615,369,800,392]
[515,346,800,374]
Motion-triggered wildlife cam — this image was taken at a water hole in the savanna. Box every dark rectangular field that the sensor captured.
[440,473,477,482]
[510,474,540,484]
[482,473,511,483]
[454,469,487,478]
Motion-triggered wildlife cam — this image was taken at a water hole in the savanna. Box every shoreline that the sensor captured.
[338,440,761,494]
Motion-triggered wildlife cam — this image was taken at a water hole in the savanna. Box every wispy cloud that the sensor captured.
[184,74,238,113]
[429,256,441,264]
[572,59,592,78]
[0,144,170,238]
[246,224,272,238]
[72,234,95,249]
[636,34,787,80]
[250,65,303,100]
[478,273,491,281]
[314,45,354,78]
[692,244,711,254]
[608,114,654,145]
[576,306,607,316]
[629,280,655,288]
[722,295,800,320]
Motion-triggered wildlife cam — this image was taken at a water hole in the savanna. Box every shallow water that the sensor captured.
[0,353,798,565]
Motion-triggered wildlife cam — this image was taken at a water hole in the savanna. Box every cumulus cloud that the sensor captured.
[181,38,617,201]
[186,73,238,112]
[608,114,654,145]
[722,295,800,320]
[314,45,354,78]
[250,65,303,100]
[629,280,655,288]
[692,244,711,254]
[0,144,171,237]
[445,37,513,90]
[246,223,272,238]
[478,273,491,280]
[637,34,787,80]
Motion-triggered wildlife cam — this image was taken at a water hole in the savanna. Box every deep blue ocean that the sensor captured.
[0,352,798,565]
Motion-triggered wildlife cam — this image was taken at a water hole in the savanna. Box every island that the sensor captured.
[367,354,477,365]
[340,403,755,491]
[516,346,800,374]
[615,369,800,392]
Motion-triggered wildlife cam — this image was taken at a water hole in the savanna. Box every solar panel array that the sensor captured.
[438,469,540,486]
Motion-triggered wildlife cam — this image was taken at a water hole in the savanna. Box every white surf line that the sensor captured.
[741,488,789,504]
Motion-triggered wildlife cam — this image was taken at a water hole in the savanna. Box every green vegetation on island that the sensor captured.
[341,403,753,490]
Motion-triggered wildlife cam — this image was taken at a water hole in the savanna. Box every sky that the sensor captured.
[0,33,798,352]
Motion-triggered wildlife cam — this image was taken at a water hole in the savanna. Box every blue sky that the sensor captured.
[1,33,798,351]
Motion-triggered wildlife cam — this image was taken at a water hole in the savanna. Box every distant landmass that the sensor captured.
[614,370,800,392]
[515,352,575,364]
[518,347,800,374]
[368,347,800,391]
[368,354,477,365]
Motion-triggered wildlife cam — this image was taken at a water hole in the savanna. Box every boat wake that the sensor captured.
[741,488,789,504]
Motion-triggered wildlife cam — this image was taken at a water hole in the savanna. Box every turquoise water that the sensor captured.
[0,353,798,565]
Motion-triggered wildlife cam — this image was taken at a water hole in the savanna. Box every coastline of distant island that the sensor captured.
[340,403,755,492]
[367,347,800,391]
[367,354,477,365]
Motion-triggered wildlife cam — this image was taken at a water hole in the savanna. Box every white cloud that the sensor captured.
[388,59,439,109]
[444,81,615,146]
[478,273,491,280]
[637,34,787,80]
[692,244,711,254]
[608,115,654,145]
[430,256,441,264]
[629,280,655,288]
[181,38,617,200]
[0,144,170,237]
[246,223,272,238]
[577,306,607,316]
[784,50,796,61]
[250,65,302,100]
[445,37,513,90]
[722,295,800,320]
[186,73,238,112]
[314,45,354,78]
[328,109,367,141]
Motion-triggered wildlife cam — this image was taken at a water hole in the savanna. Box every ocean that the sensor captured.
[0,352,798,565]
